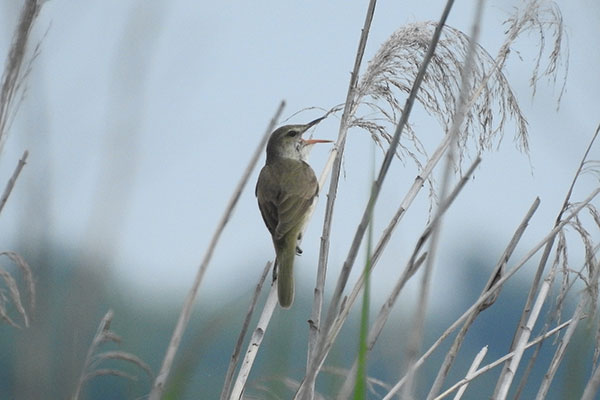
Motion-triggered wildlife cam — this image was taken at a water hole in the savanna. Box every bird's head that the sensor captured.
[266,116,331,162]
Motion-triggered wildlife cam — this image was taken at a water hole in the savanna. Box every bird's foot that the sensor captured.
[296,232,303,255]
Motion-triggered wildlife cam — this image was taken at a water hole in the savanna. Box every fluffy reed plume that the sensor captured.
[72,310,153,400]
[555,203,600,312]
[351,0,567,169]
[503,0,568,100]
[0,0,42,330]
[551,180,600,360]
[0,0,44,152]
[351,21,526,169]
[0,152,33,330]
[0,251,34,328]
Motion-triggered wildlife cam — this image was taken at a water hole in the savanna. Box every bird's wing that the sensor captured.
[272,160,318,241]
[256,166,280,235]
[256,159,318,242]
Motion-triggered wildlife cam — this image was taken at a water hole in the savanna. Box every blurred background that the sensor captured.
[0,0,599,399]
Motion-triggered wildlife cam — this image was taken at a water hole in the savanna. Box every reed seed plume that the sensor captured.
[502,0,568,102]
[0,251,34,328]
[0,0,45,152]
[350,0,567,171]
[351,20,529,169]
[545,126,600,360]
[72,310,153,400]
[559,204,600,306]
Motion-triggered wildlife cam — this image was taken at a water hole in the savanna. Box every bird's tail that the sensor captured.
[275,239,296,308]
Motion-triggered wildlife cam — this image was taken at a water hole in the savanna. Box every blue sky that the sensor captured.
[0,0,598,313]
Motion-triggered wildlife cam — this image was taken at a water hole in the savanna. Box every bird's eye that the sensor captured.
[287,130,298,137]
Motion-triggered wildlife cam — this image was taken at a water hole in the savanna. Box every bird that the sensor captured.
[256,117,331,308]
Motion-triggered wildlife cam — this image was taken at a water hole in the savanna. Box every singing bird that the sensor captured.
[256,117,331,308]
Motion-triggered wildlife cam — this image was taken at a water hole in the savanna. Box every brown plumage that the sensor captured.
[255,118,330,308]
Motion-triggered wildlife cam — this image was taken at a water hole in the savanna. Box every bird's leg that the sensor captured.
[272,259,278,281]
[295,232,303,255]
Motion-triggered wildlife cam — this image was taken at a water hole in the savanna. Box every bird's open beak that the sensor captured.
[303,138,333,145]
[306,115,327,128]
[301,115,331,145]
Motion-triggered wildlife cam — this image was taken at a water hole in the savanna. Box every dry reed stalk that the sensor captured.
[582,360,600,400]
[514,243,600,400]
[219,261,272,400]
[301,1,568,396]
[296,3,458,398]
[426,197,541,399]
[453,346,488,400]
[307,0,378,380]
[334,253,427,400]
[402,2,485,397]
[228,283,279,400]
[0,150,28,214]
[321,365,391,399]
[349,130,453,302]
[433,318,574,400]
[531,216,600,398]
[336,157,481,399]
[382,187,600,399]
[493,122,600,397]
[495,260,557,399]
[148,101,285,400]
[534,298,587,399]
